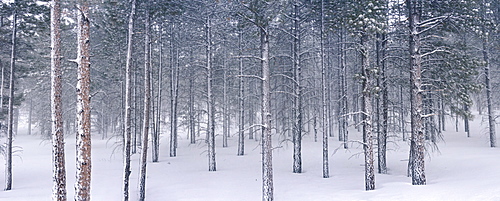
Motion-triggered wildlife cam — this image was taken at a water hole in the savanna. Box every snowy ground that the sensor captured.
[1,115,500,201]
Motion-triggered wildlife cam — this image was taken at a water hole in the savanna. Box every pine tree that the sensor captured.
[50,0,67,199]
[75,0,92,199]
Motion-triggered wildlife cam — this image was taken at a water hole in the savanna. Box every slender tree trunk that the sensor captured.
[261,27,273,201]
[482,0,496,147]
[376,33,387,174]
[320,0,329,178]
[189,62,195,144]
[223,58,228,148]
[138,2,151,199]
[237,30,245,156]
[361,35,375,191]
[152,27,162,162]
[122,0,135,200]
[206,16,216,171]
[4,2,16,191]
[51,0,67,199]
[75,1,92,199]
[169,23,178,157]
[408,0,426,185]
[292,1,302,174]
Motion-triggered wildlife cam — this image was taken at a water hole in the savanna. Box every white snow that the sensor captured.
[1,115,500,201]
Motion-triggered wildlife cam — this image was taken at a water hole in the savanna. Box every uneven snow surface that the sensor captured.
[1,116,500,201]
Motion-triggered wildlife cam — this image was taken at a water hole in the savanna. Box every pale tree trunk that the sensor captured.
[376,33,387,174]
[152,27,162,162]
[223,56,228,148]
[4,2,16,191]
[408,0,426,185]
[340,27,349,149]
[189,60,196,144]
[51,0,67,199]
[361,35,375,191]
[292,0,302,174]
[122,0,135,200]
[261,28,273,201]
[320,0,329,178]
[482,0,496,147]
[169,23,179,157]
[75,1,92,199]
[206,15,216,171]
[138,2,151,199]
[237,30,245,156]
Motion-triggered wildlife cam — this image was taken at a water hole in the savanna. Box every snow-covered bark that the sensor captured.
[320,0,329,178]
[75,1,92,199]
[292,0,302,174]
[481,0,496,147]
[361,35,375,191]
[152,26,162,163]
[261,28,273,201]
[237,30,245,156]
[407,0,426,185]
[122,0,135,200]
[169,23,180,157]
[50,0,67,199]
[4,0,16,191]
[138,3,151,200]
[206,15,216,172]
[377,33,387,174]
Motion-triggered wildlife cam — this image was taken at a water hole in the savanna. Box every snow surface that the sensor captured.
[1,115,500,201]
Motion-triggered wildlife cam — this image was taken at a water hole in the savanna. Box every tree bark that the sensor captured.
[138,2,151,199]
[122,0,135,200]
[75,1,92,199]
[320,0,330,179]
[482,0,496,147]
[237,30,245,156]
[51,0,67,199]
[361,35,375,191]
[408,0,426,185]
[4,1,16,191]
[261,27,273,201]
[206,15,216,171]
[292,0,302,174]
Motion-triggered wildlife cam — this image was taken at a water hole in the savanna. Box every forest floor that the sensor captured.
[1,115,500,201]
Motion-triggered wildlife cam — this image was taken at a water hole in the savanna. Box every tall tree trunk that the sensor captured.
[482,0,496,147]
[376,33,387,174]
[292,0,302,174]
[361,35,375,191]
[28,99,32,135]
[138,2,151,199]
[51,0,67,199]
[320,0,329,178]
[206,16,216,171]
[75,1,92,199]
[223,57,229,148]
[408,0,426,185]
[4,2,16,191]
[237,30,245,156]
[152,27,162,162]
[122,0,135,200]
[261,27,273,201]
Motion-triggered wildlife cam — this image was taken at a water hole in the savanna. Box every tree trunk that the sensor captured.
[206,16,216,171]
[408,0,426,185]
[376,33,387,174]
[138,3,151,199]
[4,2,16,191]
[237,30,245,156]
[320,0,329,178]
[261,27,273,201]
[152,25,162,163]
[75,1,92,199]
[122,0,135,200]
[482,0,496,147]
[51,0,67,199]
[292,1,302,174]
[361,35,375,191]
